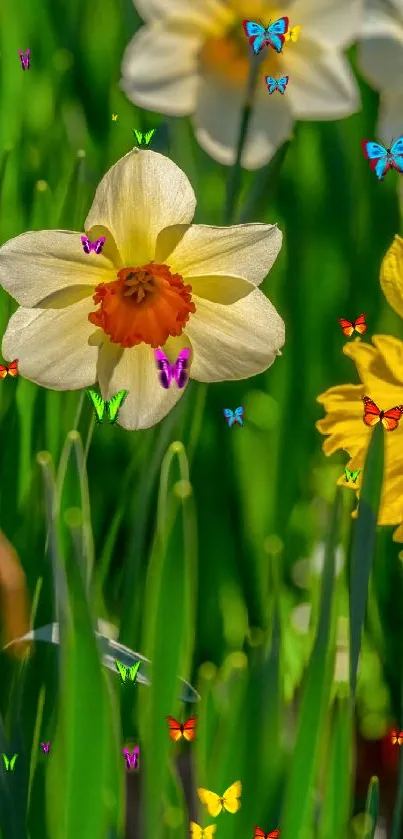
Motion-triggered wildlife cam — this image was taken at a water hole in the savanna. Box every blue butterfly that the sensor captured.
[223,407,244,427]
[243,17,289,55]
[362,137,403,180]
[265,75,289,94]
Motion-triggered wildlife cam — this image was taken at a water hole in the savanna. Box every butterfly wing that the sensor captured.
[7,359,19,377]
[107,389,128,423]
[351,469,361,482]
[234,406,244,426]
[223,408,235,427]
[182,715,197,742]
[115,659,127,682]
[173,348,190,388]
[203,828,216,838]
[362,396,381,427]
[2,755,9,770]
[86,389,106,422]
[338,317,354,337]
[287,24,301,41]
[128,661,141,682]
[361,140,390,180]
[144,129,156,145]
[166,716,183,742]
[154,348,174,388]
[353,313,367,335]
[10,755,18,771]
[0,365,8,379]
[390,137,403,173]
[267,832,281,839]
[345,467,352,481]
[242,20,267,54]
[265,76,277,94]
[222,780,242,813]
[267,16,289,52]
[190,823,203,839]
[254,829,267,838]
[276,75,289,94]
[81,235,91,254]
[133,129,143,144]
[381,406,403,431]
[197,788,223,817]
[94,237,106,254]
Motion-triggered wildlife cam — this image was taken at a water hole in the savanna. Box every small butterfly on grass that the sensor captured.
[123,746,139,771]
[345,467,361,484]
[167,715,197,742]
[391,730,403,745]
[86,389,128,424]
[2,754,18,772]
[154,348,190,389]
[285,24,301,42]
[223,407,244,427]
[265,75,289,94]
[40,742,50,754]
[254,829,281,839]
[81,235,105,254]
[242,18,289,55]
[362,137,403,180]
[362,396,403,431]
[190,824,216,839]
[112,113,118,121]
[19,50,30,70]
[133,129,156,147]
[197,781,242,816]
[115,659,140,684]
[0,360,18,379]
[338,313,367,337]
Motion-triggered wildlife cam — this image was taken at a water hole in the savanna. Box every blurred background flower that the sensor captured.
[121,0,362,169]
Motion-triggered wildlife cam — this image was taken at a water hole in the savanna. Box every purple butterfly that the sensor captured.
[19,50,30,71]
[123,746,139,771]
[154,348,190,389]
[81,235,105,255]
[40,742,50,754]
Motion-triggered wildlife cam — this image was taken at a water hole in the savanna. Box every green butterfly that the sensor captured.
[345,467,361,483]
[133,129,156,147]
[2,754,18,771]
[115,659,141,684]
[86,389,128,424]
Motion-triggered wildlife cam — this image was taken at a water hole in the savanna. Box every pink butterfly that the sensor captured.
[154,348,190,389]
[19,50,30,70]
[81,235,105,255]
[123,746,139,771]
[40,742,50,753]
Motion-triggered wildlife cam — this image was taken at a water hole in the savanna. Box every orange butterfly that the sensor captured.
[254,829,281,839]
[338,313,367,337]
[362,396,403,431]
[0,360,18,379]
[391,729,403,745]
[166,715,197,742]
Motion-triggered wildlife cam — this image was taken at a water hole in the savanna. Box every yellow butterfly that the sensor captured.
[197,781,242,817]
[190,823,216,838]
[285,24,301,42]
[112,113,118,121]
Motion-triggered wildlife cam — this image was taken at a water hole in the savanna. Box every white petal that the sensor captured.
[291,0,363,47]
[2,298,98,389]
[193,76,293,170]
[377,91,403,145]
[0,230,114,307]
[156,223,283,287]
[97,340,186,430]
[286,40,360,119]
[358,21,403,97]
[133,0,231,26]
[84,150,196,267]
[120,24,200,116]
[185,289,285,382]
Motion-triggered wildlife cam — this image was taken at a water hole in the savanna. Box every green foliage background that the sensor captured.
[0,0,402,837]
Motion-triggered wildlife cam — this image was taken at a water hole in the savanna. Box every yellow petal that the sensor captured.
[380,235,403,319]
[343,337,403,402]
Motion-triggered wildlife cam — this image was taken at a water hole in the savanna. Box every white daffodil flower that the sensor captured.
[120,0,362,170]
[358,0,403,144]
[0,150,285,430]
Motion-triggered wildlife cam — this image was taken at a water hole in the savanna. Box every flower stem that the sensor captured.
[223,57,262,225]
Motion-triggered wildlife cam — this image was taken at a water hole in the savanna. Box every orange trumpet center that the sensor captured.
[88,263,196,349]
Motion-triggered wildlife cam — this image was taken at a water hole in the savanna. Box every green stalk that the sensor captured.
[223,56,262,225]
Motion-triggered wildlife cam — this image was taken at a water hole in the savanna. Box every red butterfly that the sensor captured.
[338,313,367,337]
[254,829,281,839]
[391,729,403,745]
[0,359,18,379]
[362,396,403,431]
[166,715,197,742]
